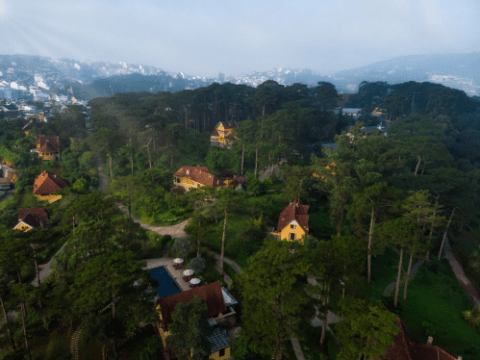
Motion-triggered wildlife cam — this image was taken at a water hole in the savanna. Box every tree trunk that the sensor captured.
[394,248,403,307]
[426,206,437,261]
[33,249,43,308]
[414,156,422,176]
[367,207,375,284]
[241,144,245,175]
[320,315,327,345]
[197,218,201,257]
[108,155,114,180]
[129,138,134,174]
[254,146,258,179]
[20,300,31,360]
[220,210,227,276]
[112,294,116,319]
[0,291,16,349]
[336,209,345,236]
[438,207,456,261]
[403,251,414,300]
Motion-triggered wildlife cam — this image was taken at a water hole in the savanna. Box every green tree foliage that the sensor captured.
[236,240,310,359]
[166,295,212,360]
[336,297,399,360]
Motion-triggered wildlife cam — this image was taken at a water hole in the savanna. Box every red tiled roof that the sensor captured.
[277,201,309,233]
[37,136,60,153]
[384,319,413,360]
[156,281,227,331]
[385,319,458,360]
[18,208,48,227]
[33,171,70,195]
[408,344,457,360]
[210,129,219,137]
[174,166,225,188]
[220,122,238,130]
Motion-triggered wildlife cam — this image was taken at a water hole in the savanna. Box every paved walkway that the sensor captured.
[444,238,480,309]
[32,240,69,286]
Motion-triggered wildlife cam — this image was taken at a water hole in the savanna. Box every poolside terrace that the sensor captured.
[145,257,191,292]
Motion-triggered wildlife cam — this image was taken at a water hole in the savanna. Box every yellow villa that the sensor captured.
[13,208,48,232]
[271,200,309,243]
[35,136,60,160]
[156,282,237,360]
[33,171,70,203]
[210,122,238,149]
[173,166,225,191]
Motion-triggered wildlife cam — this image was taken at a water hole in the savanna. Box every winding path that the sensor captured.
[444,238,480,309]
[118,205,189,238]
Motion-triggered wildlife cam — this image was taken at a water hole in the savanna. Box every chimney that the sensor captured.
[427,336,433,345]
[458,357,463,360]
[186,170,190,175]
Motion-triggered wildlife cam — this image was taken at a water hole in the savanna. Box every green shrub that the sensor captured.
[327,333,337,360]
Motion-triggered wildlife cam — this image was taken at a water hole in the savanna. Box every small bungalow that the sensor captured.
[13,208,48,232]
[33,171,70,203]
[35,136,60,160]
[210,122,239,149]
[173,166,225,191]
[271,200,309,243]
[156,282,237,360]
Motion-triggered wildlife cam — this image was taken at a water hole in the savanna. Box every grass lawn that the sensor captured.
[373,256,480,358]
[134,208,190,227]
[200,213,258,268]
[370,249,402,298]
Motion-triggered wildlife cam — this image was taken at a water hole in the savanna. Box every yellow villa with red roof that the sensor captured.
[173,166,225,191]
[35,136,60,160]
[271,200,309,243]
[33,171,70,203]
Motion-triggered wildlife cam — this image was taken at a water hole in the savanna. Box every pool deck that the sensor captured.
[145,258,191,292]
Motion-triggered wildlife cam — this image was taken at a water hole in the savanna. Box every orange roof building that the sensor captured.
[33,171,69,203]
[174,166,225,191]
[271,200,309,243]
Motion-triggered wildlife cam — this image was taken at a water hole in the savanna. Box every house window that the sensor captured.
[289,233,296,240]
[290,224,296,229]
[219,348,225,357]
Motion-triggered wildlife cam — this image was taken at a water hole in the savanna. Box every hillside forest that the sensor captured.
[1,80,480,360]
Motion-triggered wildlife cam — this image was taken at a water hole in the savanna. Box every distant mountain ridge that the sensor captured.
[0,53,479,100]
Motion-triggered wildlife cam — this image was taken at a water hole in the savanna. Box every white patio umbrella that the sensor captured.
[183,269,194,276]
[190,278,201,285]
[173,258,184,264]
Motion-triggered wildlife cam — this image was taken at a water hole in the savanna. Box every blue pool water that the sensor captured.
[149,266,181,298]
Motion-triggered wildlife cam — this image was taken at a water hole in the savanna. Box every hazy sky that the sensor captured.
[0,0,478,77]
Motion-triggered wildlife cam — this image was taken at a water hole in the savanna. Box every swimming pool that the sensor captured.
[149,266,182,298]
